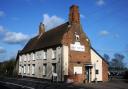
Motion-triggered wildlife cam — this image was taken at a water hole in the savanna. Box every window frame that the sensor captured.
[43,64,47,76]
[32,64,35,75]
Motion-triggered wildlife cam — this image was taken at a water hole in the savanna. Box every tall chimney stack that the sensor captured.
[69,5,80,24]
[39,22,45,36]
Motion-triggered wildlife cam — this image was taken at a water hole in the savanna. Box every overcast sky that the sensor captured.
[0,0,128,66]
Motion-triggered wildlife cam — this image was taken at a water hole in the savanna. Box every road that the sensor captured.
[0,77,88,89]
[0,85,11,89]
[0,77,128,89]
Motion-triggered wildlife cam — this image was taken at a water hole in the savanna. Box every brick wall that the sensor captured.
[102,60,109,81]
[62,23,91,83]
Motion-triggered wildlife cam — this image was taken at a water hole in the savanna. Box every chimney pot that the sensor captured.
[69,5,80,24]
[39,22,45,36]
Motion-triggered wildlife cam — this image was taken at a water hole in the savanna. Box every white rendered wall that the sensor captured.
[91,49,103,81]
[62,45,69,75]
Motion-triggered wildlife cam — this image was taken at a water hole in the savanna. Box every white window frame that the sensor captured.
[32,53,35,60]
[19,65,21,73]
[27,64,30,74]
[32,64,35,75]
[52,63,56,73]
[24,55,27,62]
[43,64,47,76]
[44,50,47,59]
[27,54,30,61]
[24,64,26,74]
[52,49,56,59]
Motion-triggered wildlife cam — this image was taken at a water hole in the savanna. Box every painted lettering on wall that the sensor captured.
[70,42,85,52]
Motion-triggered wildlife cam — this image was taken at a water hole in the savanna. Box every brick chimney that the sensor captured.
[69,5,80,24]
[38,22,45,36]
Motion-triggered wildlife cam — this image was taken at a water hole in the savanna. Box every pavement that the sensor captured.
[0,77,128,89]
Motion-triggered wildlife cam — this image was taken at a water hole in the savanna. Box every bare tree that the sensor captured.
[110,53,125,70]
[103,54,110,64]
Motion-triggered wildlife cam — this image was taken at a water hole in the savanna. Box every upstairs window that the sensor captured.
[24,55,27,62]
[44,50,47,59]
[52,49,56,59]
[27,54,30,61]
[36,51,44,60]
[32,53,35,60]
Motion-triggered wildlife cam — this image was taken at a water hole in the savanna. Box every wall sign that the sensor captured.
[70,42,85,52]
[74,66,82,74]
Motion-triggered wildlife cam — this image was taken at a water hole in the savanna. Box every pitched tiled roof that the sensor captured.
[20,22,69,54]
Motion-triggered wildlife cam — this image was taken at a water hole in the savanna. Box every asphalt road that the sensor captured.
[0,77,128,89]
[0,85,11,89]
[0,77,93,89]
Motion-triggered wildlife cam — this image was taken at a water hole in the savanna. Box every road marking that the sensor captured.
[0,81,35,89]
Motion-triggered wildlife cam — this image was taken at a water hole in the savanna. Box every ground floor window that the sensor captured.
[96,69,99,74]
[32,64,35,75]
[27,64,30,74]
[24,64,26,74]
[19,65,22,73]
[52,63,56,73]
[43,64,47,76]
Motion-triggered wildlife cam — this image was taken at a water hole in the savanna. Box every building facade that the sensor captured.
[16,5,108,83]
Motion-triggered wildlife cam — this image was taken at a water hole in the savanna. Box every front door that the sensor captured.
[85,66,91,83]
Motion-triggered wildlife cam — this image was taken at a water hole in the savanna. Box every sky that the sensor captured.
[0,0,128,66]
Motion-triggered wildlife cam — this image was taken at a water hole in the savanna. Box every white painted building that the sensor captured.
[16,5,108,83]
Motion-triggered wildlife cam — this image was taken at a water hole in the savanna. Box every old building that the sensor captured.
[17,5,108,83]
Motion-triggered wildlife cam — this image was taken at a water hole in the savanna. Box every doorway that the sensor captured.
[85,65,92,83]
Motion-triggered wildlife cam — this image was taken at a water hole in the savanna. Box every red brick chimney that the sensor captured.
[69,5,80,24]
[39,22,45,36]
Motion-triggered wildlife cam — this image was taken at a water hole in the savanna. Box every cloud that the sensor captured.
[42,14,65,31]
[3,32,30,44]
[0,25,31,45]
[0,47,6,54]
[99,30,109,36]
[0,10,5,17]
[96,0,105,6]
